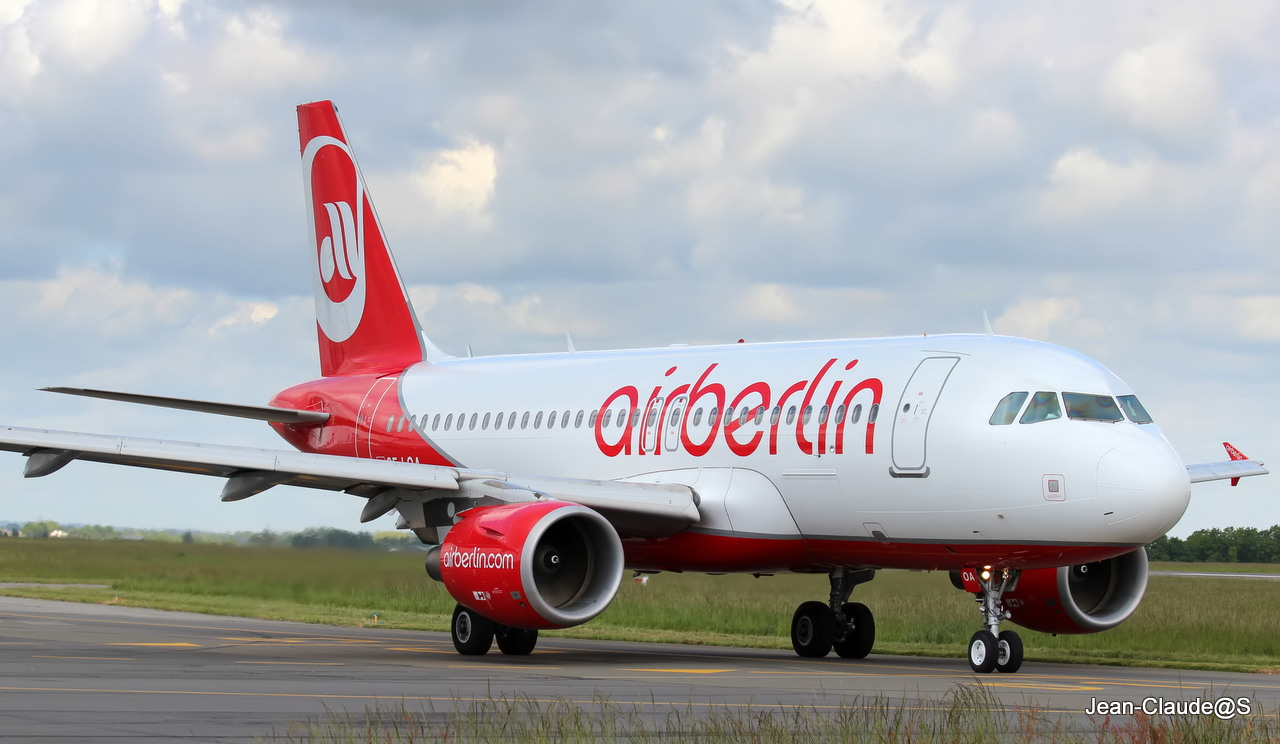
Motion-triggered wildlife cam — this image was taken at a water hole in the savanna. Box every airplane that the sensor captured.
[0,100,1268,673]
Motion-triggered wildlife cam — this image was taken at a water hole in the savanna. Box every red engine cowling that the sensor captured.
[424,501,624,630]
[1002,548,1149,634]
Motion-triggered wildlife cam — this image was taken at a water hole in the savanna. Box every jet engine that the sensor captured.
[1001,548,1149,634]
[425,501,624,630]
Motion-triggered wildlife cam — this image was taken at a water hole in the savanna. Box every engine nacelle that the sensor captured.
[425,501,624,630]
[1001,548,1149,634]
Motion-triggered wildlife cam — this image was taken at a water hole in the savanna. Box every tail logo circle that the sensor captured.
[303,135,367,343]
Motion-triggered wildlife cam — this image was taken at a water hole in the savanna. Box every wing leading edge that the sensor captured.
[0,426,699,539]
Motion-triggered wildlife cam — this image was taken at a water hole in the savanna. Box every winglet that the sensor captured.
[1224,442,1247,486]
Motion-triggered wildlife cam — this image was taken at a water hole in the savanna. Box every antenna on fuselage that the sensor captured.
[982,311,994,337]
[566,333,577,352]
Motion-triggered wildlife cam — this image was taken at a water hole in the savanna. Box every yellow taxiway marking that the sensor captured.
[234,661,345,666]
[218,636,381,644]
[33,655,135,661]
[104,637,199,642]
[383,647,453,654]
[974,682,1104,692]
[624,668,735,674]
[0,684,1083,714]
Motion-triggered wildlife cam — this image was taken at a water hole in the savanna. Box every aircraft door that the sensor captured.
[640,397,663,454]
[890,356,959,478]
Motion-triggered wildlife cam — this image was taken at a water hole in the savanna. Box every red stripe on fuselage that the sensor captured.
[621,532,1140,573]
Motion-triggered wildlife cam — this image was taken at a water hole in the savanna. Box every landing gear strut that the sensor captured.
[790,568,876,659]
[967,568,1023,673]
[450,603,539,656]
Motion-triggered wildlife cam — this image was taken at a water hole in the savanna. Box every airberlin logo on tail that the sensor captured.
[303,135,368,343]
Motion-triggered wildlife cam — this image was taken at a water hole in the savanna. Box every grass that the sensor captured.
[277,687,1280,743]
[2,540,1279,671]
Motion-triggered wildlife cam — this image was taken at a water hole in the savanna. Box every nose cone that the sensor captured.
[1095,434,1191,543]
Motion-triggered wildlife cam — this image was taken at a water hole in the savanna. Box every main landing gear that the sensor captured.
[790,568,877,659]
[450,603,539,656]
[966,567,1023,674]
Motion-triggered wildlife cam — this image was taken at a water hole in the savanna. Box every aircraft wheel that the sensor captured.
[995,630,1024,674]
[833,602,875,659]
[451,604,495,655]
[967,630,998,673]
[791,600,835,658]
[496,626,539,656]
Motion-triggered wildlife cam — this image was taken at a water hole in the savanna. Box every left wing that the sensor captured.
[0,426,699,539]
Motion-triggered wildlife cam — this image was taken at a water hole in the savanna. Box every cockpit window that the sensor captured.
[1063,393,1124,422]
[989,392,1028,425]
[1117,395,1153,424]
[1019,391,1062,424]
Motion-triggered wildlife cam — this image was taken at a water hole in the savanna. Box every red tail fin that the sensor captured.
[298,101,426,377]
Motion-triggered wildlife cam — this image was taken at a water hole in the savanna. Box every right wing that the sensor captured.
[1186,442,1269,485]
[0,426,699,539]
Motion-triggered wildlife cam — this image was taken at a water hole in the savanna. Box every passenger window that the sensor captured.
[770,407,781,426]
[509,411,517,430]
[1019,392,1061,424]
[647,408,659,427]
[561,411,571,428]
[600,410,611,428]
[724,407,735,425]
[868,404,879,423]
[1117,395,1153,424]
[692,408,704,426]
[709,406,719,422]
[494,412,504,430]
[786,406,797,425]
[1064,393,1124,422]
[989,392,1029,425]
[802,406,812,424]
[521,411,530,429]
[482,413,491,430]
[850,405,862,424]
[834,405,846,424]
[547,411,557,429]
[819,405,829,424]
[469,413,477,430]
[432,414,441,431]
[754,407,765,425]
[575,410,584,428]
[444,413,454,431]
[534,412,544,429]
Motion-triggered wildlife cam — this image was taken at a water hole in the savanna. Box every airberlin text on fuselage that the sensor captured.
[594,358,884,458]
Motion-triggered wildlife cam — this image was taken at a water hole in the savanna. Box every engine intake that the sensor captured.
[426,501,624,629]
[1002,548,1149,634]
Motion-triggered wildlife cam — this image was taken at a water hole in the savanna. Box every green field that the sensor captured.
[1,540,1278,672]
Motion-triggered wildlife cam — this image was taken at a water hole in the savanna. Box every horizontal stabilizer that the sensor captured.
[42,387,329,425]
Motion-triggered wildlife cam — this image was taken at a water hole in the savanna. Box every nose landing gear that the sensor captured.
[966,567,1023,673]
[789,568,877,659]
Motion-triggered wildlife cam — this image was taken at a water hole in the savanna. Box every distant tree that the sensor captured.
[247,529,281,547]
[181,530,195,544]
[20,520,60,539]
[290,527,375,550]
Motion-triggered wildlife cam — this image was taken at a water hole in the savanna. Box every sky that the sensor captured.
[0,0,1277,537]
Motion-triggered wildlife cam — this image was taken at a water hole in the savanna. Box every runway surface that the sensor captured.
[1,596,1277,741]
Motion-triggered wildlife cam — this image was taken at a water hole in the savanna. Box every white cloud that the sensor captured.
[1101,38,1226,148]
[410,139,498,229]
